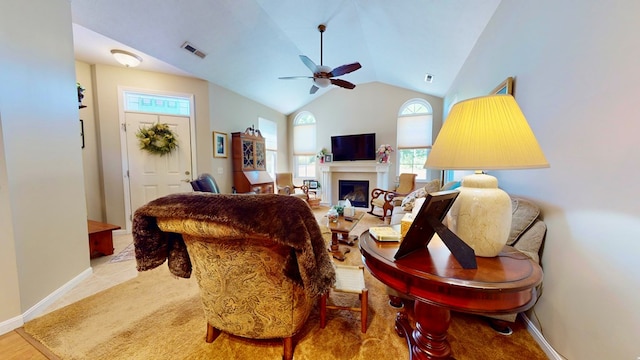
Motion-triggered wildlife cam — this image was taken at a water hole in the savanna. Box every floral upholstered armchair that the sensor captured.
[132,193,335,360]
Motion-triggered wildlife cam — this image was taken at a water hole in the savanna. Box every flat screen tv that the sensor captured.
[331,133,376,161]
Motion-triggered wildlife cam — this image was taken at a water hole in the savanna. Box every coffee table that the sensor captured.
[326,211,364,261]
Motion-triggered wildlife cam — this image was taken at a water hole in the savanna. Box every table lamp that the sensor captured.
[425,94,549,257]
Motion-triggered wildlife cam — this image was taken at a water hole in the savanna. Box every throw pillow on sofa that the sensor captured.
[401,179,441,211]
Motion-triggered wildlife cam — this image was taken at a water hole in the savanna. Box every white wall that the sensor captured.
[77,64,287,226]
[291,82,444,187]
[208,82,287,193]
[0,116,21,330]
[447,1,640,359]
[90,64,210,228]
[76,61,103,221]
[0,0,90,324]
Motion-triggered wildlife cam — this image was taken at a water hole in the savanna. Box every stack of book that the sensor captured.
[369,226,402,242]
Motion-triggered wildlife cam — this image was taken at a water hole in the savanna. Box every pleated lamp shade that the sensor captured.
[426,94,548,170]
[425,94,548,257]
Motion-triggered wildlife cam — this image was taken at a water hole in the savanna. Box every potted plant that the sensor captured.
[316,148,328,163]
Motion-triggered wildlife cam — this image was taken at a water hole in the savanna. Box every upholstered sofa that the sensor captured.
[388,179,547,329]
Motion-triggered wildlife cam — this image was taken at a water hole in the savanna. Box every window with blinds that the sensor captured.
[258,117,277,179]
[397,99,433,180]
[293,111,317,178]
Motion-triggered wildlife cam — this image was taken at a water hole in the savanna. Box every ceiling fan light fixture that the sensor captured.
[314,78,331,88]
[110,49,142,67]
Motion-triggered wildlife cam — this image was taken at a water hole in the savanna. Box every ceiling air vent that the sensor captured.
[181,41,207,59]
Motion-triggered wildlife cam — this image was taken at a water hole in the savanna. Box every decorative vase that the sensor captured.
[445,173,512,257]
[327,208,339,223]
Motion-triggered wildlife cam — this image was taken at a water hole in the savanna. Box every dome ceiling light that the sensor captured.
[110,49,143,67]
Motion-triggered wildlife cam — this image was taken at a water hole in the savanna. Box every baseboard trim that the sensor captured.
[0,315,24,335]
[0,267,93,335]
[522,313,563,360]
[113,228,128,236]
[22,267,93,323]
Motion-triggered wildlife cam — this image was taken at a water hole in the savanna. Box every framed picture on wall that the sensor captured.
[324,154,333,163]
[491,76,514,95]
[213,131,227,158]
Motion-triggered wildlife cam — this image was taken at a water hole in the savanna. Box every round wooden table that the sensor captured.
[359,230,543,360]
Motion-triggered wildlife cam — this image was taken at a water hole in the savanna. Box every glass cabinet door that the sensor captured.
[255,141,266,170]
[242,139,254,169]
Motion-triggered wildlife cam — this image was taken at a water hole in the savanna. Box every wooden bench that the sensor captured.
[88,220,121,259]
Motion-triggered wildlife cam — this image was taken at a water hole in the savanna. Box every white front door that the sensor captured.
[125,112,193,215]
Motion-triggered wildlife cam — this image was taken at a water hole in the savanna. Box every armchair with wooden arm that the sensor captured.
[368,173,417,221]
[275,172,309,201]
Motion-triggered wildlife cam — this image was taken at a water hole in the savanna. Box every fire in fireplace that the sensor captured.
[338,180,369,207]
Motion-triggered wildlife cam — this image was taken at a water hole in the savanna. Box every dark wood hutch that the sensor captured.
[231,127,274,194]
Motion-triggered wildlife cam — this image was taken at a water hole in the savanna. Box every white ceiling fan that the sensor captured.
[279,24,362,94]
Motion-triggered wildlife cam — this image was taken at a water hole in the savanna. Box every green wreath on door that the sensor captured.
[136,123,178,156]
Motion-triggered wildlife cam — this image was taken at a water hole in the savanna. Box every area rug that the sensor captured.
[23,208,548,360]
[108,243,135,263]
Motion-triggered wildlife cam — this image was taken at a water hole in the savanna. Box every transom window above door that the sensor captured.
[124,92,191,116]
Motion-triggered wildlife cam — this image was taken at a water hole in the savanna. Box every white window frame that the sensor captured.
[292,111,317,179]
[258,117,277,180]
[397,99,433,181]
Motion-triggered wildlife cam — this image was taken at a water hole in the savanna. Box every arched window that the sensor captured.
[293,111,317,178]
[396,99,433,180]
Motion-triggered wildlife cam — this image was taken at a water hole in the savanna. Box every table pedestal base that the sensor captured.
[329,233,351,261]
[395,301,452,360]
[337,233,358,246]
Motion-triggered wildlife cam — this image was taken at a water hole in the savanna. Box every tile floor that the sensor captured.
[42,233,139,315]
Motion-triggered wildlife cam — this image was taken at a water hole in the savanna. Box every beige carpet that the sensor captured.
[23,208,548,360]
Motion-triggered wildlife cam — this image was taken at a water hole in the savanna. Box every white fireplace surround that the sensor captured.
[319,161,390,206]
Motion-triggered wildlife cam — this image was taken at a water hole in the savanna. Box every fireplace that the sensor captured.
[319,161,389,206]
[338,180,369,207]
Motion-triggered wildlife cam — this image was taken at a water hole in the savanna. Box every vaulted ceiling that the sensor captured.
[70,0,501,114]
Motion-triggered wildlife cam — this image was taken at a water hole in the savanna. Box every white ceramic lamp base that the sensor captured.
[446,173,512,257]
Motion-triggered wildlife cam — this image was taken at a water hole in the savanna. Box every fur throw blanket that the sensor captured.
[132,193,335,297]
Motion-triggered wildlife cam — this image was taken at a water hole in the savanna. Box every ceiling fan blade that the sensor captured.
[299,55,317,73]
[278,76,313,80]
[330,78,356,89]
[330,62,362,77]
[310,85,319,94]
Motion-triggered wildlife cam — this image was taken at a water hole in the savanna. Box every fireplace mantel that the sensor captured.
[319,161,390,206]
